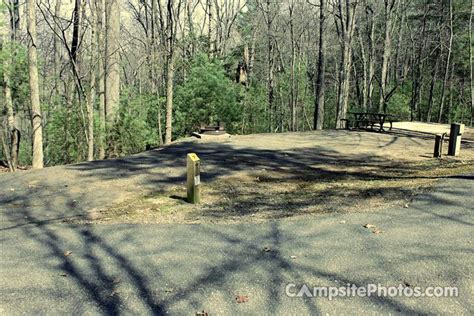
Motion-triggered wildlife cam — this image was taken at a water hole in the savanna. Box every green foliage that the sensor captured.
[44,98,86,165]
[44,89,161,165]
[241,82,268,133]
[0,43,30,112]
[324,88,338,129]
[386,84,412,121]
[174,54,241,138]
[1,42,31,166]
[110,90,159,155]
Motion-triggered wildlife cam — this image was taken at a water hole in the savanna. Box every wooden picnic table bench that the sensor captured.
[345,112,396,132]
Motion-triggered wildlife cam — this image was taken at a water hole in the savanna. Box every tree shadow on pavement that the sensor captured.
[1,135,472,313]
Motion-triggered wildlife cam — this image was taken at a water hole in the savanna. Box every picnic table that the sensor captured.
[344,112,396,132]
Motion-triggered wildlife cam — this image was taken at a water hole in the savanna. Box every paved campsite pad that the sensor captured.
[1,176,473,314]
[1,130,473,314]
[1,130,473,225]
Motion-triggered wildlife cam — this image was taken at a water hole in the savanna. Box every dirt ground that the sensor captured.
[388,121,474,141]
[72,128,474,225]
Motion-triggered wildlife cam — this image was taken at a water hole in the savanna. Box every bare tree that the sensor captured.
[0,128,14,172]
[53,0,62,93]
[471,0,474,125]
[105,0,121,128]
[334,0,358,129]
[437,0,453,123]
[256,0,278,132]
[27,0,44,168]
[87,0,98,161]
[96,0,106,159]
[313,0,326,130]
[2,0,21,169]
[378,0,399,112]
[164,0,182,144]
[366,2,376,110]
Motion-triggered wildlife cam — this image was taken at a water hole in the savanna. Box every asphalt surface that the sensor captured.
[1,132,473,314]
[1,174,473,314]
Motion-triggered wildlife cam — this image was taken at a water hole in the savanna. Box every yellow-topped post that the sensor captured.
[187,153,201,204]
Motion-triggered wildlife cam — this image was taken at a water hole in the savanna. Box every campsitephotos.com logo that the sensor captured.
[285,283,459,300]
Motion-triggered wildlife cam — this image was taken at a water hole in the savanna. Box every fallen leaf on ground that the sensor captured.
[363,224,376,229]
[63,251,73,257]
[235,295,249,303]
[196,311,209,316]
[111,278,121,285]
[106,290,119,298]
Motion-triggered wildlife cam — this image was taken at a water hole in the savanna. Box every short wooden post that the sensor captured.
[433,134,443,158]
[187,153,201,204]
[448,123,464,156]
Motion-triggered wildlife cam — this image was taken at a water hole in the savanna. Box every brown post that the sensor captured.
[434,134,443,158]
[187,153,201,204]
[448,123,464,156]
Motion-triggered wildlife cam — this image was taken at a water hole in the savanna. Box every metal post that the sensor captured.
[448,123,464,156]
[187,153,201,204]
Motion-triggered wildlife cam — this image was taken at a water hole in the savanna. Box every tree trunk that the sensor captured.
[289,2,296,131]
[409,4,428,121]
[335,0,357,129]
[426,51,440,122]
[105,0,120,125]
[207,0,212,57]
[87,1,97,161]
[437,0,453,123]
[0,128,14,172]
[164,54,175,144]
[2,0,21,169]
[460,79,465,122]
[27,0,44,169]
[366,3,375,110]
[313,0,326,130]
[53,0,62,93]
[469,0,473,125]
[266,0,275,132]
[96,0,106,159]
[152,0,166,146]
[394,2,405,83]
[164,0,175,144]
[448,61,454,123]
[71,0,81,64]
[2,26,19,169]
[357,28,368,112]
[378,0,397,113]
